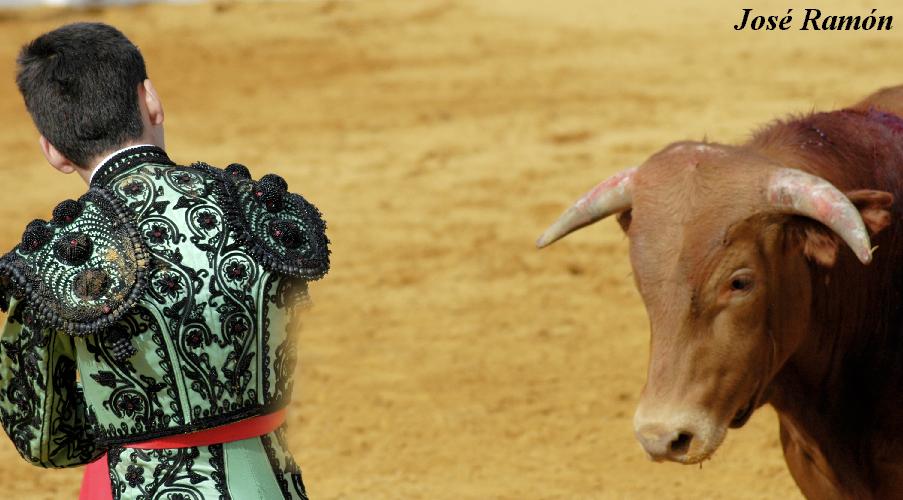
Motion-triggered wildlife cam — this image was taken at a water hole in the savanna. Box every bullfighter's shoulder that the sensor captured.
[0,188,151,336]
[189,161,331,280]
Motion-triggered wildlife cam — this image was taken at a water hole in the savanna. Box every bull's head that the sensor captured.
[537,142,892,464]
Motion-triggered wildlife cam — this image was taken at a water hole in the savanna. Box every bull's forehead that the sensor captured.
[627,143,766,293]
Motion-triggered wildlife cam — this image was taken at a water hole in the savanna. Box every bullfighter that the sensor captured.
[0,22,329,499]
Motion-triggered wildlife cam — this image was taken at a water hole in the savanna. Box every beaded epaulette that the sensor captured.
[200,162,331,280]
[0,160,329,336]
[0,188,150,336]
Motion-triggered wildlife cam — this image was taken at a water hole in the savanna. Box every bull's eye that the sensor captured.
[730,276,753,292]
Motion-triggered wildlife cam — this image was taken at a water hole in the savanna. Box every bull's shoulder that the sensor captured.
[750,108,903,184]
[851,84,903,117]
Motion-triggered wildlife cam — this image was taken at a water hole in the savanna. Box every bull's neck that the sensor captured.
[747,106,903,494]
[768,250,903,493]
[752,108,903,421]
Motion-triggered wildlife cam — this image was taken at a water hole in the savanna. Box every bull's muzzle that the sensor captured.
[633,406,726,464]
[635,423,697,462]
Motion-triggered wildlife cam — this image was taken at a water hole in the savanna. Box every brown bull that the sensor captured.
[538,85,903,499]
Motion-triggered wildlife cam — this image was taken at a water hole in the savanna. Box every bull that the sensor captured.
[538,85,903,499]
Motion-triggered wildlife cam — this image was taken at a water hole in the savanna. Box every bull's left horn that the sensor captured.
[767,168,873,264]
[536,167,637,248]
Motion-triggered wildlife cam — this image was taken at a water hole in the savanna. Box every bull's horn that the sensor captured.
[536,166,637,248]
[767,168,873,264]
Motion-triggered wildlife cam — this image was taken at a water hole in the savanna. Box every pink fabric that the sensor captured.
[80,453,112,500]
[78,410,287,499]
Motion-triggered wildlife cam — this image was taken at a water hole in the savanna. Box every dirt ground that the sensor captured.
[0,0,901,498]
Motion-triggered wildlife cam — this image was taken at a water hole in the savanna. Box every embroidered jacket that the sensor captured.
[0,146,329,467]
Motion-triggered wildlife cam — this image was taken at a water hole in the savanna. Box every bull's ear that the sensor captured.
[793,223,840,267]
[786,190,893,267]
[616,209,632,233]
[846,189,893,236]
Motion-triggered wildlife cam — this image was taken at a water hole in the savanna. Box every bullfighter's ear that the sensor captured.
[846,189,893,236]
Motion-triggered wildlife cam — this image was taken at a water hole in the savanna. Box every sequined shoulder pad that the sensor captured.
[197,163,330,280]
[0,188,150,336]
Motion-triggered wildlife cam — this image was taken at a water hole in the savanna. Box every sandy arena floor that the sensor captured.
[0,1,901,498]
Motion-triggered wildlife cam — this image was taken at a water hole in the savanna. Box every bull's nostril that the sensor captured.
[669,432,693,455]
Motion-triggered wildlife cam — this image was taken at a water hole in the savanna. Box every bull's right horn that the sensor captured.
[766,168,874,264]
[536,166,637,248]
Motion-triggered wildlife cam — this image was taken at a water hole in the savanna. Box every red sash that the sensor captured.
[80,409,287,500]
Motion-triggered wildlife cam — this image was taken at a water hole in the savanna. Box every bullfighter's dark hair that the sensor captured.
[15,22,148,168]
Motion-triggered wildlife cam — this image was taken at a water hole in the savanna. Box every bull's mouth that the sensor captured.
[729,395,756,428]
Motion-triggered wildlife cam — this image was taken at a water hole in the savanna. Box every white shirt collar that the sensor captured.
[89,144,157,184]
